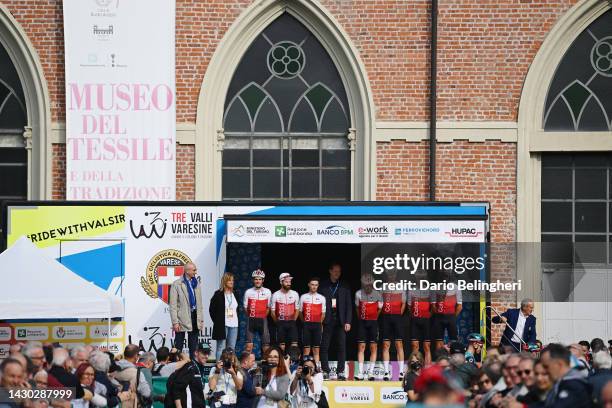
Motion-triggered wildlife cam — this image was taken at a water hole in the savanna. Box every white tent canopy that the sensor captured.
[0,236,124,319]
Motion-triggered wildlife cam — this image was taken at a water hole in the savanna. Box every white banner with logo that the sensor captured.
[63,0,176,200]
[226,219,486,243]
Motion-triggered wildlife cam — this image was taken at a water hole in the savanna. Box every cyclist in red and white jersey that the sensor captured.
[431,273,462,352]
[270,272,300,352]
[407,270,433,366]
[354,274,382,381]
[298,277,326,366]
[381,269,406,381]
[242,269,272,354]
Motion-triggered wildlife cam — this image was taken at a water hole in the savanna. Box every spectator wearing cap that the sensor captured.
[210,272,239,360]
[541,343,591,408]
[465,333,484,367]
[492,298,536,353]
[413,364,464,405]
[169,262,204,359]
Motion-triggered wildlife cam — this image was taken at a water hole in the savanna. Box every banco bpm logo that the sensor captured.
[275,226,286,237]
[141,249,192,304]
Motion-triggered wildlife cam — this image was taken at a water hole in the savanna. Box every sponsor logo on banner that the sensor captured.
[0,327,11,341]
[275,226,286,237]
[334,386,374,403]
[357,226,389,239]
[444,227,483,238]
[90,325,124,339]
[90,342,123,354]
[231,225,270,238]
[317,225,354,236]
[380,387,407,404]
[52,325,87,340]
[394,226,440,236]
[0,345,9,359]
[15,326,49,341]
[130,212,167,239]
[141,249,193,304]
[169,211,214,238]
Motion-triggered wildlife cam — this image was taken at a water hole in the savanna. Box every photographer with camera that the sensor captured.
[208,348,243,408]
[253,346,290,408]
[289,356,325,408]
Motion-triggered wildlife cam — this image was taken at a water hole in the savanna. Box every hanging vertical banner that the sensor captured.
[63,0,176,200]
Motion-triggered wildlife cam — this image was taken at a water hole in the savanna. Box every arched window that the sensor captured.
[543,9,612,131]
[0,40,27,202]
[222,13,351,200]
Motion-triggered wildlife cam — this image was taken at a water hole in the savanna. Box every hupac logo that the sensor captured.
[130,212,167,239]
[445,227,483,238]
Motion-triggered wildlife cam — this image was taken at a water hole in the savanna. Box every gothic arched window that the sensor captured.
[222,13,351,200]
[544,10,612,131]
[0,40,27,202]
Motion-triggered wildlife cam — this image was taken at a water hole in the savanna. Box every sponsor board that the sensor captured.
[0,327,12,341]
[52,325,87,340]
[89,342,123,354]
[0,344,10,359]
[15,326,49,341]
[380,387,407,404]
[89,324,124,339]
[334,386,374,404]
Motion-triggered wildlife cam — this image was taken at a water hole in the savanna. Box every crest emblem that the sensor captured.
[141,249,192,304]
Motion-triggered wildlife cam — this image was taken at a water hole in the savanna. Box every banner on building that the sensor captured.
[4,203,488,351]
[63,0,176,200]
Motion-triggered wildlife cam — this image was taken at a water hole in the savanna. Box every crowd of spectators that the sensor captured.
[0,337,611,407]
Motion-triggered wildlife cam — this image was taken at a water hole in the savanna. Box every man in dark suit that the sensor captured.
[319,262,352,380]
[492,298,536,352]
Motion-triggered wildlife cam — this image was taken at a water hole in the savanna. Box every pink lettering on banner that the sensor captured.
[67,137,174,161]
[67,83,174,111]
[68,185,173,200]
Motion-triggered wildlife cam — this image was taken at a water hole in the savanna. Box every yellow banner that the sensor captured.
[0,321,126,357]
[7,206,126,248]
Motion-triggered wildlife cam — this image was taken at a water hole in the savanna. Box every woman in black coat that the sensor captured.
[209,272,239,360]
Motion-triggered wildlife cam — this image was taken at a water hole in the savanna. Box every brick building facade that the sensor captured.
[1,0,611,343]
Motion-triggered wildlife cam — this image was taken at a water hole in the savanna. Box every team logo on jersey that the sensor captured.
[141,249,192,304]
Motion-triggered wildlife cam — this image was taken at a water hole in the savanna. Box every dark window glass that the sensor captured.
[542,202,572,232]
[222,150,250,167]
[574,235,606,264]
[575,202,606,232]
[542,154,572,167]
[542,168,572,199]
[222,169,250,199]
[221,13,350,201]
[253,170,281,198]
[292,170,318,198]
[541,234,573,264]
[575,169,606,199]
[543,10,612,131]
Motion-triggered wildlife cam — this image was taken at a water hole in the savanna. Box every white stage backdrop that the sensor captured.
[63,0,176,200]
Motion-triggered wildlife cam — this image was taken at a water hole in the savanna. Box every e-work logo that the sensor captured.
[130,212,167,239]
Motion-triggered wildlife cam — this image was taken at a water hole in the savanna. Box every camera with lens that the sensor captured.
[301,365,311,377]
[206,390,226,404]
[223,359,232,370]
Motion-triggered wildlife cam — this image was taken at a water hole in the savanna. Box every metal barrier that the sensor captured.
[481,305,527,352]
